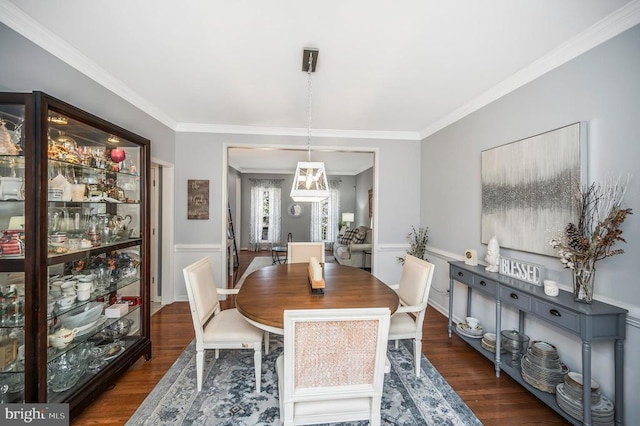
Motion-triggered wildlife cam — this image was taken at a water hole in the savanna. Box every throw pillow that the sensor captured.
[339,228,358,245]
[352,228,367,244]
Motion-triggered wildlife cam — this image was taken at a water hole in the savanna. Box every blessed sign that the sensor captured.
[499,256,543,286]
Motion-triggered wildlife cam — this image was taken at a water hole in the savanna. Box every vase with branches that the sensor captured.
[550,175,633,303]
[398,226,429,264]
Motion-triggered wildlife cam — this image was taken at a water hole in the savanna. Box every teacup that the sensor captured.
[48,327,79,349]
[465,316,479,329]
[49,282,63,298]
[57,294,76,309]
[61,280,75,293]
[77,289,91,301]
[75,281,92,291]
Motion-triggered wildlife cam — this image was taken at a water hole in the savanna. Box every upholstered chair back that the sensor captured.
[277,308,391,425]
[287,242,325,264]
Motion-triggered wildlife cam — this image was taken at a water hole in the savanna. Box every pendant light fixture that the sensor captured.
[290,48,330,202]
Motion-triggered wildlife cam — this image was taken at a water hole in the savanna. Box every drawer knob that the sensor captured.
[480,280,487,286]
[510,293,519,300]
[458,271,464,277]
[550,309,561,317]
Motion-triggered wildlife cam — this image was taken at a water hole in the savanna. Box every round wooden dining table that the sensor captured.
[236,262,399,334]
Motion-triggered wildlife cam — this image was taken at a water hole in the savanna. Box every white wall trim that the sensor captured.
[176,123,419,141]
[419,0,640,139]
[175,243,224,253]
[152,158,175,307]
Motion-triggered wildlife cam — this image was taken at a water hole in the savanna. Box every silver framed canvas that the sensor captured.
[481,122,586,256]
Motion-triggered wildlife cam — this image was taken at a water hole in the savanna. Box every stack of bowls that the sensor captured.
[556,372,614,425]
[520,340,568,393]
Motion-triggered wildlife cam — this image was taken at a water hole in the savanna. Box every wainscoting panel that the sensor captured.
[173,244,226,303]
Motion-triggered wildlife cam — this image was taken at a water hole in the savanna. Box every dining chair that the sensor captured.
[387,254,435,376]
[182,257,268,392]
[276,307,391,426]
[287,242,325,264]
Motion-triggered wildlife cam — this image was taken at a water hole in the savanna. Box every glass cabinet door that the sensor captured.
[45,109,144,401]
[0,102,26,403]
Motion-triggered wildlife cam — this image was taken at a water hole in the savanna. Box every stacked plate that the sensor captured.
[556,372,614,425]
[520,341,568,393]
[480,332,506,353]
[456,321,484,339]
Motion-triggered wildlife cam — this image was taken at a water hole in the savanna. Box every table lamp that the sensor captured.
[341,212,354,233]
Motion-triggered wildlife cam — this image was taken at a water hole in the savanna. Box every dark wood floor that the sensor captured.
[72,250,569,425]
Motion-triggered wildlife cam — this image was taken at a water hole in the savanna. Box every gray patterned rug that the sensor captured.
[127,336,481,425]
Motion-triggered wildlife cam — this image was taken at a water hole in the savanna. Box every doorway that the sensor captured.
[150,160,175,312]
[223,145,378,272]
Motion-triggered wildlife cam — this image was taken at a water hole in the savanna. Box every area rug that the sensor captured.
[126,337,481,425]
[234,257,274,289]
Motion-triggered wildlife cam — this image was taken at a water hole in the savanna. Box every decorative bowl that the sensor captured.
[100,318,134,340]
[47,343,92,392]
[61,302,104,329]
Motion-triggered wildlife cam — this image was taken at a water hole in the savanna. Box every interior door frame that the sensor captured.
[221,143,379,274]
[151,158,175,306]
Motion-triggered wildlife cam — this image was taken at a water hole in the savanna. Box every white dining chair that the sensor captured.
[182,257,268,392]
[276,307,391,425]
[387,254,435,375]
[287,242,325,264]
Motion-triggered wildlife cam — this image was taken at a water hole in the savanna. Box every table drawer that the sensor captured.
[469,275,497,296]
[451,266,473,286]
[499,287,532,311]
[533,300,580,333]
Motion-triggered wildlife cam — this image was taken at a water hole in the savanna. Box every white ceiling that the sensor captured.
[1,1,638,173]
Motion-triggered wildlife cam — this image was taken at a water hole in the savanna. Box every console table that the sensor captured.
[448,261,627,426]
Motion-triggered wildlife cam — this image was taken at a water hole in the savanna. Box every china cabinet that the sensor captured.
[0,91,151,417]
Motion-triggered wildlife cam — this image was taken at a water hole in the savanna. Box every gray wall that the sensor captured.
[0,24,176,163]
[421,24,640,423]
[355,167,374,228]
[173,132,421,286]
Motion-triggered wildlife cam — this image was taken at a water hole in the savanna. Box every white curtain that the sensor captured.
[249,179,283,245]
[310,181,340,243]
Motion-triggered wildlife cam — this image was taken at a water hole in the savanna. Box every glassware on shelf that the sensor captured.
[501,329,530,366]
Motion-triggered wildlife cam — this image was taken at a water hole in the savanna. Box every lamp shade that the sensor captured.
[290,161,330,202]
[342,213,354,223]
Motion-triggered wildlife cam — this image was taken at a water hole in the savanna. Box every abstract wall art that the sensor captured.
[481,122,586,256]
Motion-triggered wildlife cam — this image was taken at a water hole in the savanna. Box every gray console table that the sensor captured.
[448,261,627,426]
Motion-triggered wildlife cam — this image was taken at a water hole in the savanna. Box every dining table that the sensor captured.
[236,262,399,335]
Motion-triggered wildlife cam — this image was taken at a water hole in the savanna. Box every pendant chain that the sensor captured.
[306,52,313,161]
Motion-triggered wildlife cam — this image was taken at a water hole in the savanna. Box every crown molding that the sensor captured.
[0,0,177,130]
[175,122,420,141]
[419,0,640,139]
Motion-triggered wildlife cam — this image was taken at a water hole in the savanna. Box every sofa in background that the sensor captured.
[333,226,372,268]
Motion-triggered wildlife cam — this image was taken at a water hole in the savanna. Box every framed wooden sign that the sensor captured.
[188,179,209,220]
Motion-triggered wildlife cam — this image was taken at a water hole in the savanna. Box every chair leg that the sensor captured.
[196,349,204,391]
[394,339,399,350]
[413,339,420,376]
[264,331,270,354]
[254,347,262,393]
[370,396,382,426]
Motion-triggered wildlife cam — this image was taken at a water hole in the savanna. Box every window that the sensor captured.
[249,179,282,246]
[310,182,340,243]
